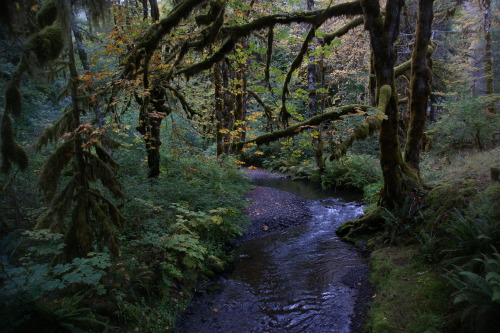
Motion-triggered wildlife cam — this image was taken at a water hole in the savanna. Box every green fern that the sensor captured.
[445,251,500,331]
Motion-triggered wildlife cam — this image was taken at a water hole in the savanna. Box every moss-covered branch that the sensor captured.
[235,104,369,151]
[329,113,382,160]
[377,84,392,112]
[177,39,236,78]
[221,1,362,37]
[321,16,364,45]
[123,0,209,77]
[394,44,435,77]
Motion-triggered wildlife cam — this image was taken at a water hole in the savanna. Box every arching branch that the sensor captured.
[321,16,364,45]
[221,1,362,38]
[177,39,236,79]
[234,104,369,151]
[123,0,209,78]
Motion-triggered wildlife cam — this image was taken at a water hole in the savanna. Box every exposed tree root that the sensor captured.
[336,207,385,243]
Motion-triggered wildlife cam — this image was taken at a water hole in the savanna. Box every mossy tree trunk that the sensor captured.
[403,0,434,174]
[307,0,325,172]
[136,86,169,178]
[362,0,421,209]
[481,0,494,113]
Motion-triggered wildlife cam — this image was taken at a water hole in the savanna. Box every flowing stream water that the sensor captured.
[178,178,369,333]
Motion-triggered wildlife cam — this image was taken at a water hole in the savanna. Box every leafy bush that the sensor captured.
[430,93,498,153]
[0,230,112,332]
[320,153,381,193]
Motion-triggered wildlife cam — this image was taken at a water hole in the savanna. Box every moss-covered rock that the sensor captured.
[425,180,478,225]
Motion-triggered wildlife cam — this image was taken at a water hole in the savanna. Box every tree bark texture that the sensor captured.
[404,0,434,173]
[482,0,494,112]
[214,62,224,156]
[136,86,168,177]
[362,0,414,208]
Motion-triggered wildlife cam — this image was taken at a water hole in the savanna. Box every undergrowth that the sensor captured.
[0,149,250,332]
[366,147,500,333]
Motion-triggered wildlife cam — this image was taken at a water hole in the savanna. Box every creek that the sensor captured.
[178,177,370,333]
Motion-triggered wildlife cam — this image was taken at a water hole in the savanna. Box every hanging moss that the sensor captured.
[35,108,73,151]
[94,144,119,169]
[65,194,94,259]
[36,138,75,203]
[1,114,29,173]
[5,81,22,117]
[26,22,64,66]
[36,0,58,28]
[89,196,121,257]
[84,151,123,199]
[36,181,75,231]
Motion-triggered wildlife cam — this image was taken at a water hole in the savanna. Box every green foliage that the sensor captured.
[430,93,499,153]
[0,230,112,332]
[379,200,425,245]
[320,153,381,193]
[445,251,500,332]
[444,198,500,265]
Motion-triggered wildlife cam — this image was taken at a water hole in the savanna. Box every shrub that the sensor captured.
[321,153,381,193]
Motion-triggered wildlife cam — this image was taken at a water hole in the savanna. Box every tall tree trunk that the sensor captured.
[234,54,246,146]
[214,62,224,156]
[362,0,420,208]
[306,0,325,171]
[482,0,494,113]
[404,0,434,174]
[222,60,233,154]
[66,29,93,258]
[136,86,168,178]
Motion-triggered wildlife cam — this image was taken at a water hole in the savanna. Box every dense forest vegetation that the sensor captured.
[0,0,498,332]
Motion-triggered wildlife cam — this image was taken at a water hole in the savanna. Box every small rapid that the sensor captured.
[178,178,370,333]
